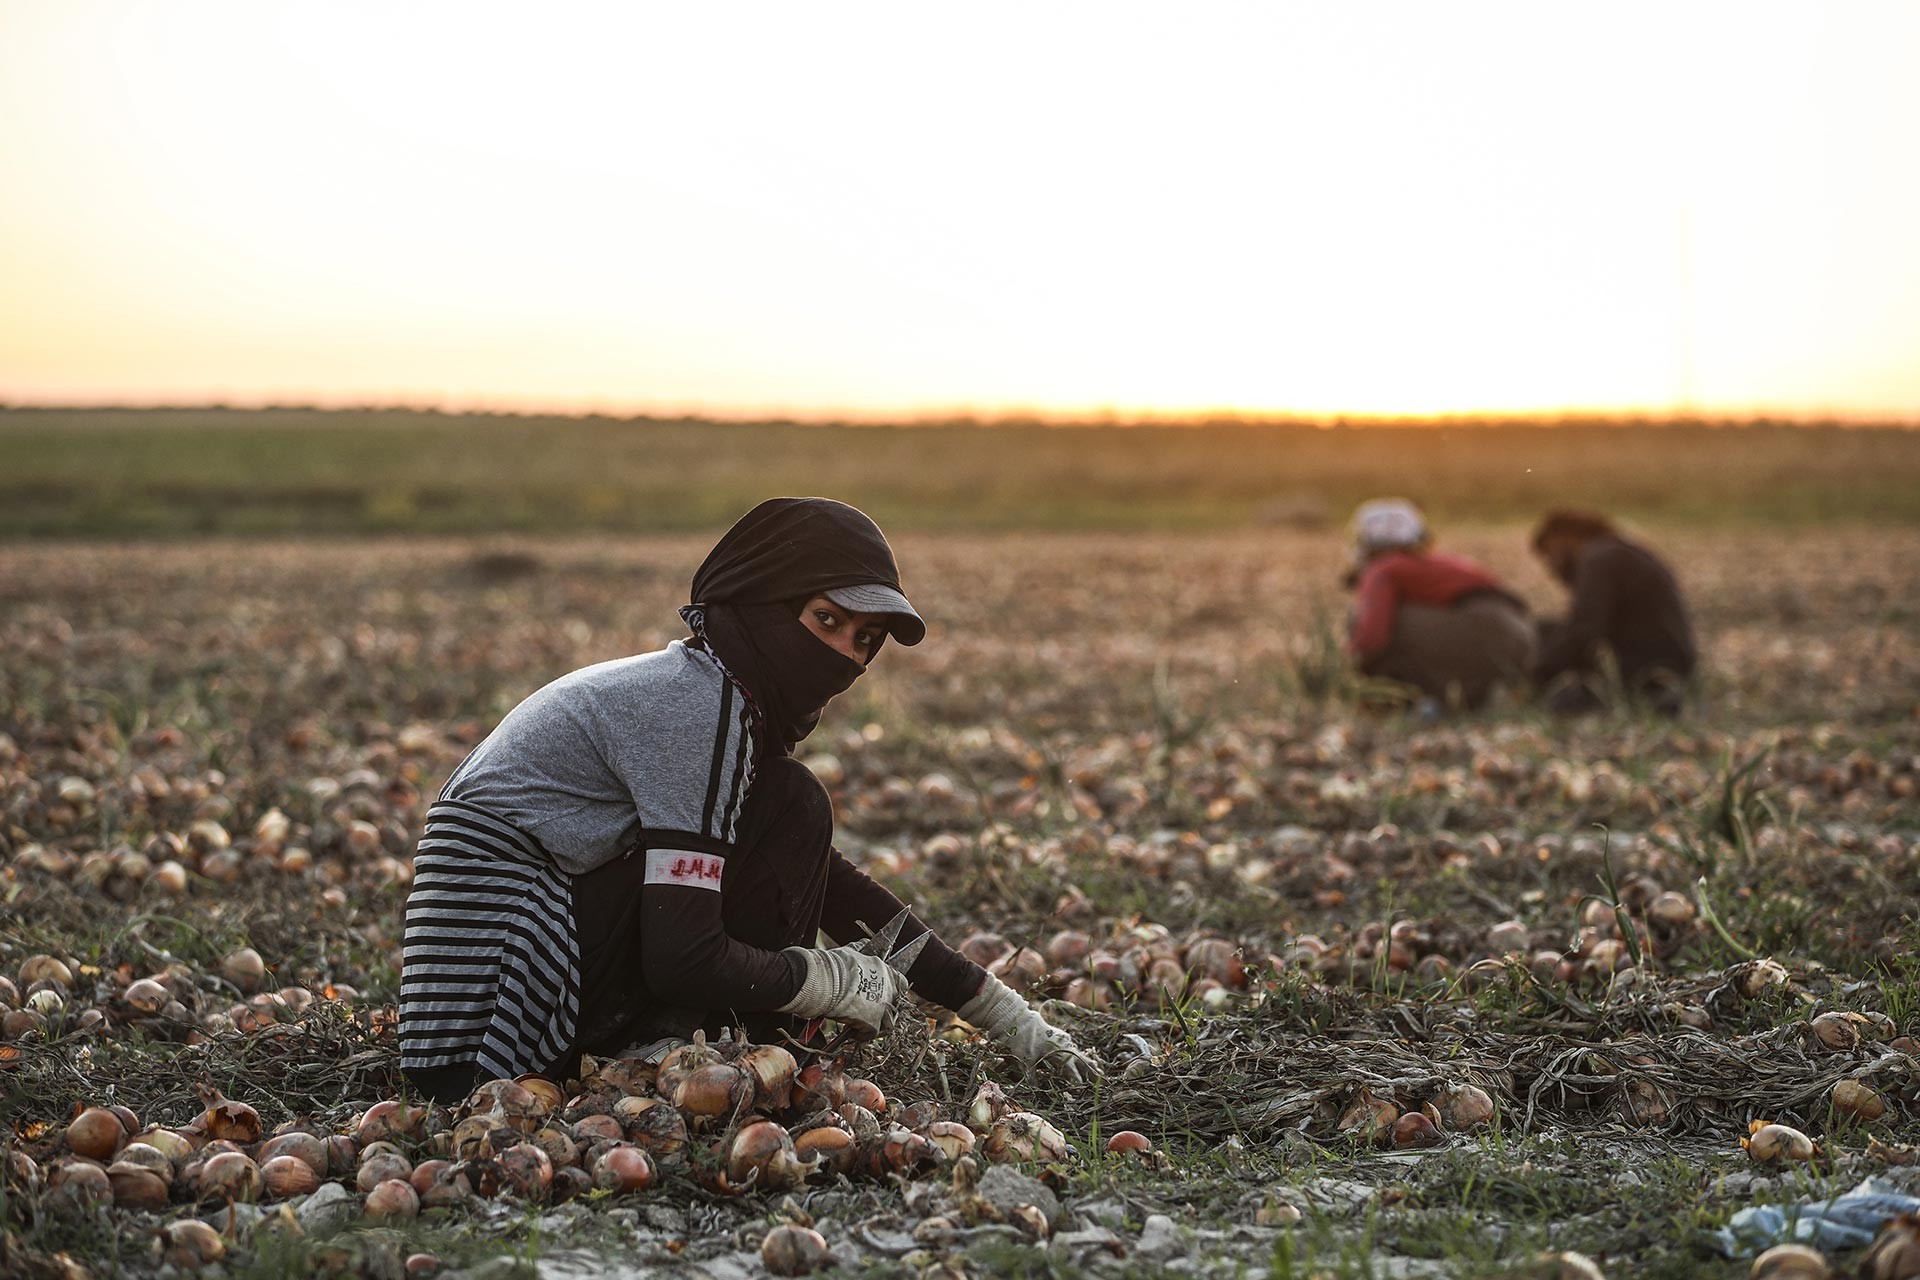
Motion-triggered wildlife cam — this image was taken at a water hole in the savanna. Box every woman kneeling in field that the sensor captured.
[1345,498,1535,712]
[399,497,1092,1102]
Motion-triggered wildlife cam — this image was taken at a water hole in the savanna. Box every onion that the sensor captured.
[107,1161,171,1210]
[989,947,1048,990]
[1336,1090,1398,1144]
[365,1177,421,1220]
[1833,1079,1888,1123]
[794,1063,848,1110]
[1103,1130,1151,1155]
[326,1134,359,1177]
[259,1131,329,1178]
[982,1113,1070,1163]
[122,978,171,1015]
[221,947,268,993]
[739,1045,799,1113]
[967,1080,1013,1131]
[6,1151,41,1190]
[654,1037,721,1100]
[1010,1203,1051,1241]
[835,1103,881,1141]
[673,1063,748,1120]
[843,1078,887,1114]
[621,1101,689,1160]
[592,1145,654,1194]
[1744,1122,1817,1165]
[1809,1013,1860,1052]
[572,1114,623,1145]
[1734,959,1792,1000]
[727,1120,810,1190]
[1863,1214,1920,1280]
[1046,930,1092,967]
[532,1126,581,1169]
[194,1087,262,1145]
[1750,1244,1833,1280]
[1390,1112,1442,1149]
[1434,1083,1496,1132]
[49,1160,112,1208]
[66,1106,129,1160]
[552,1165,592,1203]
[468,1078,543,1131]
[865,1126,935,1178]
[1857,1012,1897,1042]
[761,1225,830,1276]
[261,1154,320,1199]
[1646,892,1696,930]
[958,931,1011,967]
[112,1143,174,1184]
[19,955,74,988]
[414,1160,474,1209]
[453,1113,509,1161]
[1486,920,1531,953]
[499,1142,554,1200]
[1184,938,1246,987]
[198,1151,262,1203]
[356,1099,426,1145]
[409,1159,451,1194]
[792,1125,857,1176]
[163,1219,228,1265]
[357,1151,414,1193]
[1063,979,1113,1012]
[514,1074,564,1115]
[926,1121,977,1161]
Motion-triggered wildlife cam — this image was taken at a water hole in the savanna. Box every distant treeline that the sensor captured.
[3,406,1917,537]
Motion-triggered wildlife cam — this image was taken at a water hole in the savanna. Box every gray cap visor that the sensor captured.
[824,583,926,645]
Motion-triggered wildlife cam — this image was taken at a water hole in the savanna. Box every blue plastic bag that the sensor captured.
[1709,1177,1920,1258]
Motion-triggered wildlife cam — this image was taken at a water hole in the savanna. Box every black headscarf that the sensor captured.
[680,498,914,755]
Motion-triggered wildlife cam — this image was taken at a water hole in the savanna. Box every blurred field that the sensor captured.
[4,407,1919,537]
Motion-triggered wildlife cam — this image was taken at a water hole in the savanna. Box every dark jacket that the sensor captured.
[1534,535,1696,692]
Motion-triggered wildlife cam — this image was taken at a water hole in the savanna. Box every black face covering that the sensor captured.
[682,602,863,754]
[680,498,915,755]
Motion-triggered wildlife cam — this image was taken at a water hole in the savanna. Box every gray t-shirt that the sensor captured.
[440,641,758,876]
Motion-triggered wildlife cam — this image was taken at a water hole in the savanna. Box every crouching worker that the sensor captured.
[1530,510,1696,716]
[1345,499,1535,712]
[399,497,1093,1103]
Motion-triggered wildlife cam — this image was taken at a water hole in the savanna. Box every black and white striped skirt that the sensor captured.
[400,800,581,1081]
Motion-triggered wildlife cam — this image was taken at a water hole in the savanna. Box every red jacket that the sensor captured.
[1349,551,1518,661]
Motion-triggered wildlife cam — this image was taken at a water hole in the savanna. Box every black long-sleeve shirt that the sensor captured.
[1534,535,1696,689]
[635,843,987,1016]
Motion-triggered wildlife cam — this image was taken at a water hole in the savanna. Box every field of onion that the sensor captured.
[1,528,1917,1279]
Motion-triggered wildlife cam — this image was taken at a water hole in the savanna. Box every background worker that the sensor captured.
[1529,510,1697,715]
[1344,498,1535,712]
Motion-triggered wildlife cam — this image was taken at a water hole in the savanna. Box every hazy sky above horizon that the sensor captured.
[3,3,1918,420]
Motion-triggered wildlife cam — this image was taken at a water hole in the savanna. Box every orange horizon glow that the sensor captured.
[4,3,1920,421]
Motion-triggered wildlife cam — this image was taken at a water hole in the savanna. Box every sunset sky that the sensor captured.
[3,2,1917,421]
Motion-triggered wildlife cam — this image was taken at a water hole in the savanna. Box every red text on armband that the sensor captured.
[644,848,726,890]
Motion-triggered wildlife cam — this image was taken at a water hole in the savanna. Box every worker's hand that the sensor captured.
[960,973,1101,1083]
[778,944,903,1037]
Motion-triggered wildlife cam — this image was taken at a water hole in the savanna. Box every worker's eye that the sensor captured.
[813,609,842,630]
[855,628,882,651]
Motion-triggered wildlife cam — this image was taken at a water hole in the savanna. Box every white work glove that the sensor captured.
[960,974,1100,1083]
[777,944,904,1037]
